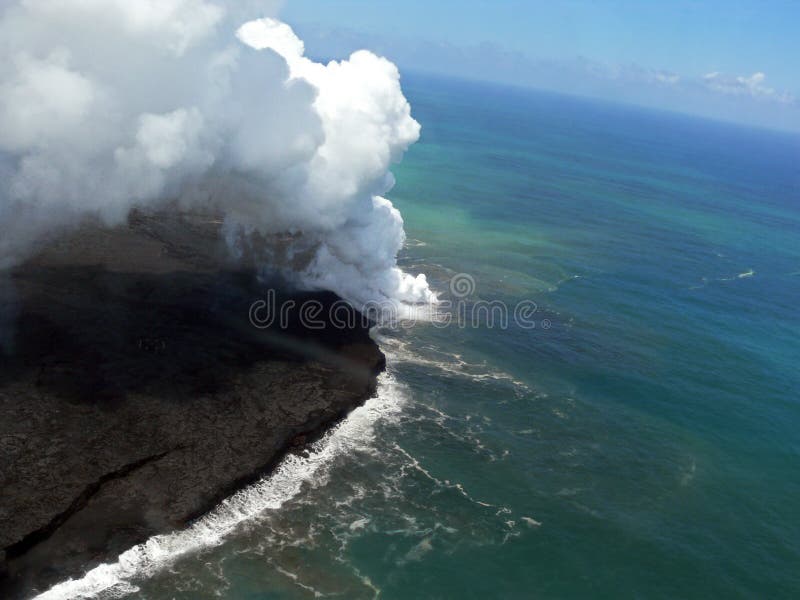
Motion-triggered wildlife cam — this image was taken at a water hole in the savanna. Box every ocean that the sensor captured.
[40,74,800,599]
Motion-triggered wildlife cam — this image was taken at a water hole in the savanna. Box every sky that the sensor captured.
[281,0,800,132]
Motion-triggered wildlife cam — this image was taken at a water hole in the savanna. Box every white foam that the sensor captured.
[691,268,755,287]
[348,517,371,532]
[521,516,542,527]
[374,331,530,391]
[34,373,408,600]
[399,536,433,564]
[273,566,324,598]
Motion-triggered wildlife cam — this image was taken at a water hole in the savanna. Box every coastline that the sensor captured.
[0,212,385,598]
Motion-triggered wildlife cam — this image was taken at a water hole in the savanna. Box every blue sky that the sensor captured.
[281,0,800,132]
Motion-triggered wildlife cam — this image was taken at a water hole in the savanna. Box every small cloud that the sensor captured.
[594,62,680,86]
[654,71,680,85]
[592,63,681,86]
[703,71,794,103]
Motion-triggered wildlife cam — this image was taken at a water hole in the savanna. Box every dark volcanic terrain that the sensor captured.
[0,211,384,598]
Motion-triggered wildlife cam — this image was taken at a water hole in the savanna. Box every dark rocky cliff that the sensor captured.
[0,211,384,598]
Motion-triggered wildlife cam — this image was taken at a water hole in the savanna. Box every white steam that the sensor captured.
[0,0,435,306]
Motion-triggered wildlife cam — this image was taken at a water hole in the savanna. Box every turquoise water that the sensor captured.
[73,75,800,599]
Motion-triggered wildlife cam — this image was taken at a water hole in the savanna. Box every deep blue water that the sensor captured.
[51,74,800,599]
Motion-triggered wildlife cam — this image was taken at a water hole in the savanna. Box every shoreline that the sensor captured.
[33,370,405,600]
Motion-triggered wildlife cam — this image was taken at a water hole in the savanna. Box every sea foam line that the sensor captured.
[34,373,408,600]
[374,332,530,392]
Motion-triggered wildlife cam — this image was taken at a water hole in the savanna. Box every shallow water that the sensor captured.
[41,74,800,599]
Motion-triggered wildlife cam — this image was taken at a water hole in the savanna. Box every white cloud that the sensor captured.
[604,64,681,86]
[654,72,680,85]
[0,51,97,151]
[703,71,794,104]
[17,0,225,56]
[236,17,305,57]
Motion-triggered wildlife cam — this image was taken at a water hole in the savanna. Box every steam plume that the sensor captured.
[0,0,435,306]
